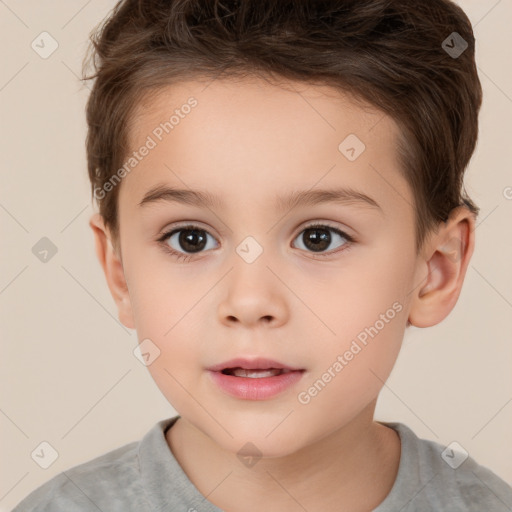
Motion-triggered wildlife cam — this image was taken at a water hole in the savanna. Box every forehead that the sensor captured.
[121,76,412,218]
[128,76,388,150]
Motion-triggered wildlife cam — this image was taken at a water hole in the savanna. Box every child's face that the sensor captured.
[94,77,427,455]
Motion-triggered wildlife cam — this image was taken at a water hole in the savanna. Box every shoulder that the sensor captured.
[11,440,147,512]
[381,422,512,512]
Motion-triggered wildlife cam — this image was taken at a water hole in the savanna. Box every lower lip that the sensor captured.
[207,370,305,400]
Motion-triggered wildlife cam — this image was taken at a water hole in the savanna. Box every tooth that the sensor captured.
[232,368,283,378]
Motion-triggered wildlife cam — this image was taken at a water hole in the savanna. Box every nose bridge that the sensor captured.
[229,232,275,297]
[235,232,268,266]
[228,192,287,259]
[217,231,289,326]
[221,199,279,269]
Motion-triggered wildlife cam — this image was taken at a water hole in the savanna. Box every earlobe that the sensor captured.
[89,213,136,330]
[408,206,476,328]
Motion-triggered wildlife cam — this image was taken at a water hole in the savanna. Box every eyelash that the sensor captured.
[156,222,355,262]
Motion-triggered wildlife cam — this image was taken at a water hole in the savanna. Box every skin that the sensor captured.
[90,76,475,511]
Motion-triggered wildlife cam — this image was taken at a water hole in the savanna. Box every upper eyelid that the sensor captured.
[160,221,350,239]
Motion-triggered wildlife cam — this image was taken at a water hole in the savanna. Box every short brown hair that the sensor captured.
[82,0,482,255]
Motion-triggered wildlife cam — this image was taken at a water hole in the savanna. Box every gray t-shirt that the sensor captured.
[11,415,512,511]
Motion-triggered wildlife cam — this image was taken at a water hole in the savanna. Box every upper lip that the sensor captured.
[207,357,303,372]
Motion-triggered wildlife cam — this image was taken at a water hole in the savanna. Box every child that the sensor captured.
[13,0,512,510]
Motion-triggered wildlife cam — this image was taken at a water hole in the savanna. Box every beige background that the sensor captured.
[1,0,511,510]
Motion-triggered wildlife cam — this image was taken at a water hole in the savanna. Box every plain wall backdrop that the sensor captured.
[1,0,511,510]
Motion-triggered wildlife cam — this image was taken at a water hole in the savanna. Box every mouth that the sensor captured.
[206,357,305,399]
[207,357,304,375]
[220,367,297,378]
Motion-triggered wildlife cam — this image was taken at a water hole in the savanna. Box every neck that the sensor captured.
[166,401,401,512]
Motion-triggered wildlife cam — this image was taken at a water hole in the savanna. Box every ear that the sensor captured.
[408,206,476,328]
[89,213,135,330]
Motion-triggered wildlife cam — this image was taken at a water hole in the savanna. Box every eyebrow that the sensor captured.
[138,184,383,214]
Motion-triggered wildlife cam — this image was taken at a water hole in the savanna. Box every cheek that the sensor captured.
[295,294,408,427]
[132,295,204,414]
[303,244,412,344]
[301,240,413,391]
[123,240,203,335]
[121,248,206,384]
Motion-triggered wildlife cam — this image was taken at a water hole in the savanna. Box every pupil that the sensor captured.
[304,228,330,252]
[179,229,206,252]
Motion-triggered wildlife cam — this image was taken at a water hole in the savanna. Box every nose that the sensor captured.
[217,263,289,329]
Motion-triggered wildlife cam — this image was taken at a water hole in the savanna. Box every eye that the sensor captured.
[157,224,218,261]
[157,222,354,262]
[292,223,353,257]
